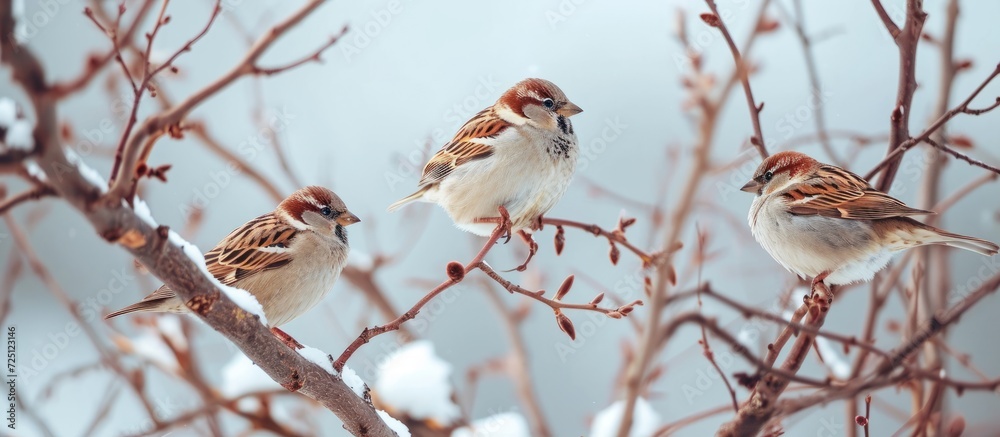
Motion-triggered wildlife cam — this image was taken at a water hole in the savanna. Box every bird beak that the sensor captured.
[557,101,583,117]
[336,212,361,226]
[740,180,762,193]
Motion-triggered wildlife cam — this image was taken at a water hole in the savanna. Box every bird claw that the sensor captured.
[498,206,513,243]
[504,230,539,272]
[473,205,514,243]
[807,277,834,318]
[271,327,304,350]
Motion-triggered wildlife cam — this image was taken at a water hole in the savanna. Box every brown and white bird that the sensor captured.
[107,186,360,345]
[743,151,998,288]
[388,78,583,239]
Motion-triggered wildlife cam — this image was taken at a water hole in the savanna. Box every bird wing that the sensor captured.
[203,213,298,286]
[784,165,933,220]
[417,108,511,187]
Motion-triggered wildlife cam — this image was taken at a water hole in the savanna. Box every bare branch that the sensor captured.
[105,0,346,202]
[703,0,768,158]
[870,0,902,39]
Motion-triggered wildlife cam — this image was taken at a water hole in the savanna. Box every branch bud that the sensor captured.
[555,275,574,301]
[555,312,576,340]
[554,225,565,255]
[700,13,721,27]
[446,261,465,281]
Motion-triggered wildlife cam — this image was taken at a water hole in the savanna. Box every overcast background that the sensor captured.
[3,0,1000,435]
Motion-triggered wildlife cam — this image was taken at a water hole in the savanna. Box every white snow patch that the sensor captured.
[736,325,757,352]
[221,353,281,399]
[24,161,46,181]
[130,331,177,371]
[341,365,367,398]
[167,230,268,326]
[12,0,27,43]
[816,337,851,379]
[591,397,660,437]
[347,250,375,270]
[64,149,107,192]
[132,196,157,227]
[377,410,411,437]
[451,412,530,437]
[297,346,334,374]
[374,340,461,425]
[220,285,268,326]
[6,120,32,149]
[156,315,187,350]
[0,98,17,129]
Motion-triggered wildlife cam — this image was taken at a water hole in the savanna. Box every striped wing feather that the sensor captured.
[417,108,511,187]
[104,213,296,318]
[204,213,297,286]
[785,165,933,220]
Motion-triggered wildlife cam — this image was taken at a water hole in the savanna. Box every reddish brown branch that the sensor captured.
[866,62,1000,182]
[703,0,768,159]
[47,1,157,98]
[334,223,638,371]
[541,216,669,267]
[0,184,57,215]
[717,285,834,436]
[480,282,553,437]
[251,28,348,76]
[871,0,926,192]
[105,0,344,201]
[107,0,224,195]
[187,121,285,203]
[870,0,902,38]
[84,5,138,92]
[0,1,398,433]
[925,137,1000,175]
[776,0,844,165]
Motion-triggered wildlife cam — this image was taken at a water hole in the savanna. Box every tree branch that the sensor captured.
[0,2,398,434]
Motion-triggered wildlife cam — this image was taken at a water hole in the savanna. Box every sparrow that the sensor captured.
[388,78,583,269]
[106,186,360,347]
[743,151,998,289]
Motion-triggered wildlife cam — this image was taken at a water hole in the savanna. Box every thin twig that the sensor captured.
[0,184,57,214]
[704,0,768,158]
[866,63,1000,181]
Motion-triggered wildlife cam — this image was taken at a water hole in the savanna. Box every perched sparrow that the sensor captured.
[743,151,998,288]
[107,186,360,346]
[388,78,583,243]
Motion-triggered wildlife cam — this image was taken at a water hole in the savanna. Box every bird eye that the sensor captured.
[543,98,555,109]
[763,171,774,182]
[320,207,333,217]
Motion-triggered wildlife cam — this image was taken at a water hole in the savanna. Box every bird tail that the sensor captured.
[387,187,429,212]
[104,298,172,320]
[909,221,999,256]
